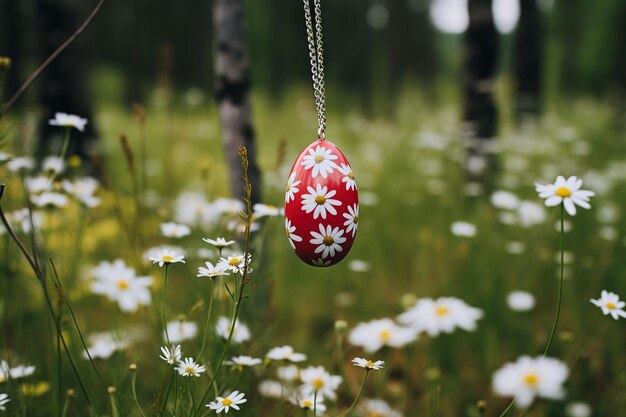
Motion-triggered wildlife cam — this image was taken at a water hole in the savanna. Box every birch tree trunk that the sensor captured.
[213,0,262,205]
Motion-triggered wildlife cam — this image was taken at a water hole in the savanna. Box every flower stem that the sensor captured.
[162,265,170,344]
[130,369,148,417]
[198,279,216,361]
[544,205,565,357]
[46,127,71,189]
[336,369,370,417]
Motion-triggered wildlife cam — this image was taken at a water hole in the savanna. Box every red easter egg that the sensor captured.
[284,139,359,267]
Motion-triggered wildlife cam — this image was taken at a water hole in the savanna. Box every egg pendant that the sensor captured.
[284,139,359,267]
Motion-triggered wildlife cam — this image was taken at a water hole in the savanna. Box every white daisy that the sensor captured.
[351,357,384,370]
[566,402,592,417]
[215,316,251,344]
[90,259,153,313]
[48,112,88,132]
[338,163,357,191]
[343,204,359,237]
[266,345,307,362]
[149,249,185,267]
[31,192,69,208]
[358,399,404,417]
[300,145,338,178]
[207,390,247,414]
[301,184,342,219]
[590,290,626,320]
[253,203,284,218]
[217,253,252,275]
[311,258,331,267]
[535,175,595,216]
[277,365,299,381]
[450,221,476,237]
[309,224,347,259]
[258,380,284,399]
[177,357,206,377]
[165,320,198,343]
[299,366,342,400]
[285,217,303,249]
[0,393,10,411]
[62,177,101,207]
[348,318,418,353]
[197,261,230,278]
[202,237,236,249]
[285,172,302,203]
[225,356,263,368]
[160,222,191,238]
[6,156,34,172]
[42,156,65,174]
[397,296,483,337]
[160,345,182,365]
[507,291,536,312]
[492,356,568,407]
[83,332,126,359]
[290,393,326,415]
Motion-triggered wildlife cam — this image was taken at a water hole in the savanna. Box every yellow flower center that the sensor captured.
[523,373,538,386]
[315,155,325,163]
[185,367,194,374]
[606,302,616,309]
[313,378,325,390]
[353,215,359,224]
[348,172,354,180]
[303,400,313,408]
[117,280,129,290]
[379,330,390,342]
[0,376,5,383]
[286,184,292,192]
[435,306,449,316]
[222,398,233,406]
[555,187,571,197]
[315,195,326,205]
[366,360,375,367]
[162,255,173,262]
[323,236,334,246]
[229,258,240,266]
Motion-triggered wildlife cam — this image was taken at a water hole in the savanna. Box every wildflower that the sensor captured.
[215,316,251,344]
[590,290,626,320]
[0,361,36,382]
[450,221,476,237]
[48,112,88,131]
[351,357,384,370]
[258,380,284,399]
[143,246,185,264]
[348,318,418,353]
[42,156,65,174]
[358,398,404,417]
[301,184,342,219]
[277,365,299,381]
[348,259,370,272]
[217,253,252,275]
[507,291,536,312]
[31,192,69,208]
[160,222,191,238]
[226,356,262,369]
[397,297,483,337]
[207,390,247,413]
[490,190,519,210]
[285,172,302,203]
[492,356,568,407]
[83,332,126,359]
[177,357,206,377]
[25,176,50,194]
[309,224,347,259]
[90,259,153,313]
[149,249,185,267]
[6,156,34,172]
[300,145,338,178]
[62,177,101,207]
[566,402,592,417]
[0,393,9,411]
[535,175,594,216]
[197,261,230,278]
[299,366,342,400]
[159,345,182,365]
[517,201,546,227]
[290,393,326,415]
[165,320,198,343]
[253,203,284,218]
[266,345,307,362]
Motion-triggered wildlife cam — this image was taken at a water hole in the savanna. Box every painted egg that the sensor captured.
[284,139,358,267]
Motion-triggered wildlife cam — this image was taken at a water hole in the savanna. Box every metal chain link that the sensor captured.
[302,0,326,139]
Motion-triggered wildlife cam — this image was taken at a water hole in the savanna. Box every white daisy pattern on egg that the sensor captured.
[300,145,338,179]
[285,172,301,203]
[285,217,303,249]
[301,184,342,219]
[343,204,359,237]
[310,224,347,259]
[338,163,357,191]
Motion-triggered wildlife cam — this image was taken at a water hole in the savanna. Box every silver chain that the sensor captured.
[303,0,326,139]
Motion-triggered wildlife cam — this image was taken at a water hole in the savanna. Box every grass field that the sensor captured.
[0,87,625,417]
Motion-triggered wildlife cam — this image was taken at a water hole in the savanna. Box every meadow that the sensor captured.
[0,83,625,417]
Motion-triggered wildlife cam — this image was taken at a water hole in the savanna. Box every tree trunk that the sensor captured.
[213,0,262,205]
[461,0,499,181]
[513,0,543,120]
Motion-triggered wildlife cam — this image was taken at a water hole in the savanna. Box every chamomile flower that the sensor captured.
[285,217,303,249]
[160,222,191,238]
[42,156,65,174]
[215,316,251,344]
[507,291,536,312]
[300,145,339,178]
[62,177,101,207]
[351,357,384,370]
[258,380,284,399]
[165,320,198,343]
[90,259,153,313]
[338,163,357,191]
[48,112,88,131]
[358,399,404,417]
[207,390,247,414]
[253,203,283,218]
[177,357,206,377]
[343,204,359,237]
[0,393,9,411]
[290,393,326,415]
[535,175,595,216]
[348,318,418,353]
[225,356,263,369]
[83,332,126,359]
[450,221,476,237]
[277,365,300,381]
[31,192,69,208]
[590,290,626,320]
[299,366,342,400]
[285,172,302,203]
[301,184,342,219]
[309,224,347,259]
[217,253,252,275]
[397,296,483,336]
[159,345,182,365]
[6,157,34,172]
[566,402,592,417]
[197,261,230,278]
[493,356,568,408]
[202,237,236,249]
[266,345,307,362]
[149,249,185,267]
